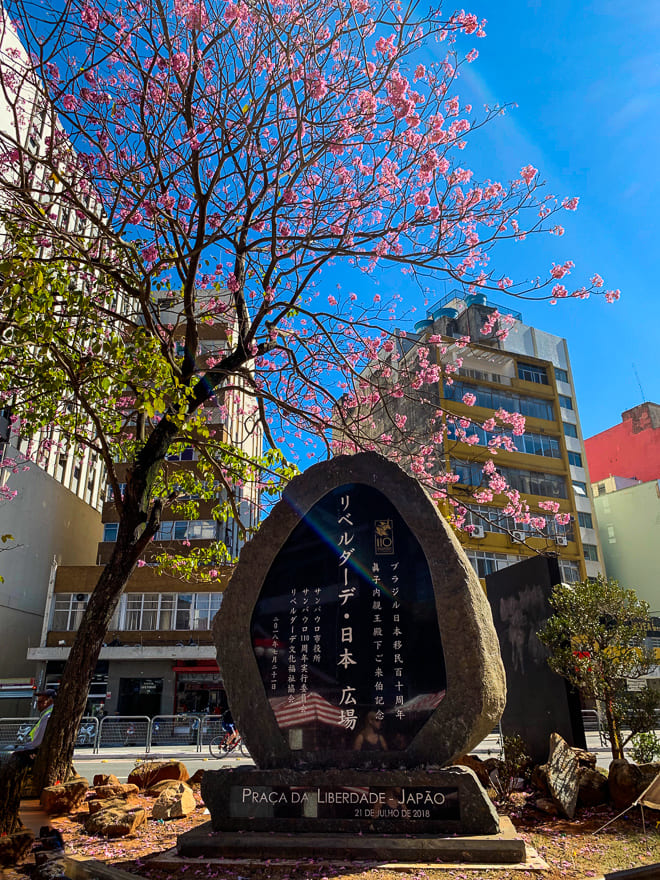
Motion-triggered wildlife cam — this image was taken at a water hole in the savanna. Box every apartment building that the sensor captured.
[0,12,106,713]
[26,318,262,717]
[349,291,603,586]
[585,402,660,486]
[585,403,660,613]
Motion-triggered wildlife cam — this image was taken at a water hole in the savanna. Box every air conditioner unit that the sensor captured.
[511,530,526,542]
[555,535,568,546]
[471,525,485,539]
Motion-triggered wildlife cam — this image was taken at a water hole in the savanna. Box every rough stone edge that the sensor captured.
[214,452,506,769]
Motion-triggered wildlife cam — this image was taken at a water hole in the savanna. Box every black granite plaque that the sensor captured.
[214,452,506,771]
[250,482,447,753]
[230,784,459,822]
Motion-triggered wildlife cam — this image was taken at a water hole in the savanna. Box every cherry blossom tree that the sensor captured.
[0,0,616,822]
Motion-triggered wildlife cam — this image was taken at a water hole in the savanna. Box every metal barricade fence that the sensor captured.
[200,715,226,752]
[97,715,151,753]
[1,716,101,751]
[0,717,35,750]
[581,708,606,745]
[75,717,99,748]
[149,715,202,750]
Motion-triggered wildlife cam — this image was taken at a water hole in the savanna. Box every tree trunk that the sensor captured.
[33,545,141,790]
[0,415,179,833]
[0,754,33,835]
[604,697,624,760]
[0,519,144,832]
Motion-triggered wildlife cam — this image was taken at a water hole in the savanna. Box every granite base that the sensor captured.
[177,817,526,864]
[201,765,500,836]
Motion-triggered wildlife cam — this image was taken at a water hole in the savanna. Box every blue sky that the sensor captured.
[366,0,660,442]
[441,0,660,439]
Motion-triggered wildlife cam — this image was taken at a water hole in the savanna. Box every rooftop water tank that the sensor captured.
[431,307,459,321]
[466,292,488,307]
[413,318,434,333]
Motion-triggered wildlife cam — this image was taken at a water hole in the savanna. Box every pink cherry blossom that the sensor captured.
[550,260,574,279]
[61,94,82,111]
[521,164,537,184]
[81,4,99,27]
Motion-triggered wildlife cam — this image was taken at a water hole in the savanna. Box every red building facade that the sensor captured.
[585,403,660,484]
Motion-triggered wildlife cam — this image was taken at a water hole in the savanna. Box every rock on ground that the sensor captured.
[188,768,205,786]
[151,782,196,820]
[608,759,660,809]
[90,783,139,800]
[145,779,191,797]
[127,761,189,790]
[0,829,34,867]
[88,796,141,815]
[83,805,147,837]
[545,733,595,819]
[41,778,89,815]
[578,766,609,806]
[92,773,120,787]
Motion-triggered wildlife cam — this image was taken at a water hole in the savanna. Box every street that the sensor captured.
[68,729,616,782]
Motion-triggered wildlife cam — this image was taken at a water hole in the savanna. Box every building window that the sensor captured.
[159,594,176,629]
[583,544,599,562]
[444,381,555,421]
[106,483,126,502]
[463,504,573,540]
[106,592,220,632]
[458,367,506,385]
[563,422,578,438]
[187,520,218,540]
[558,395,573,410]
[191,594,223,630]
[103,523,119,542]
[155,520,218,542]
[465,550,512,579]
[167,445,194,462]
[446,423,560,458]
[567,451,583,468]
[555,368,569,383]
[517,432,561,458]
[577,511,593,529]
[559,560,580,584]
[125,594,144,630]
[51,594,87,630]
[452,460,568,499]
[572,481,588,496]
[597,483,607,496]
[175,594,193,629]
[517,362,549,385]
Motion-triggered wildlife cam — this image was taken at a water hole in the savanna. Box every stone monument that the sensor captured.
[486,554,586,764]
[180,453,523,862]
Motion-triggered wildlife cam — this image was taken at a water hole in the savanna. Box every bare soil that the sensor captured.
[5,791,660,880]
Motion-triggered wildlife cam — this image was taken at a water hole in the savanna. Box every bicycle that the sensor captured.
[208,729,248,758]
